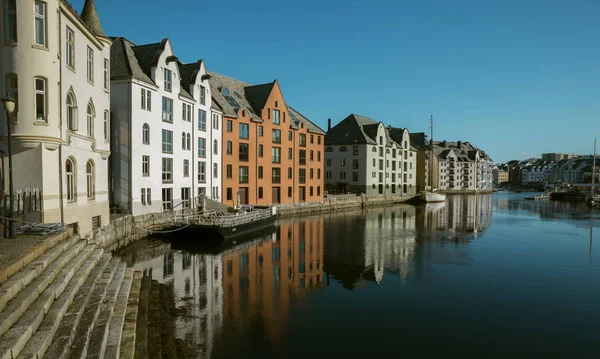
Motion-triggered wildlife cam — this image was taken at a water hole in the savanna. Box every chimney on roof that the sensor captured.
[327,118,331,132]
[442,140,447,147]
[457,141,462,148]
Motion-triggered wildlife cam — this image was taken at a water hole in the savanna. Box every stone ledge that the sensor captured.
[0,228,73,286]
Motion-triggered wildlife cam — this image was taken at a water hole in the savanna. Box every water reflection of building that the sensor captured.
[420,194,493,234]
[128,242,223,359]
[324,205,419,289]
[221,217,324,344]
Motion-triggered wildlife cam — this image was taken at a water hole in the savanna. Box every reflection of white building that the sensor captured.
[424,194,493,234]
[132,248,223,358]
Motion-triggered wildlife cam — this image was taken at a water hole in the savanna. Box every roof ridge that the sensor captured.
[208,71,254,87]
[287,106,326,133]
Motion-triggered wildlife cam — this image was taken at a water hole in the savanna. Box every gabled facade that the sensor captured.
[324,114,417,197]
[110,37,221,215]
[209,73,325,206]
[0,0,111,236]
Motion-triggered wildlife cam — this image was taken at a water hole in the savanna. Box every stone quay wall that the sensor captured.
[91,212,176,250]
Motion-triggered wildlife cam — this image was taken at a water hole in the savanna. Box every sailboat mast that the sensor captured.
[592,137,597,195]
[430,115,433,189]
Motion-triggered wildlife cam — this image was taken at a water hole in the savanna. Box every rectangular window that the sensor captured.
[258,144,263,158]
[299,134,306,147]
[239,143,249,162]
[5,74,18,120]
[164,68,172,91]
[141,88,147,110]
[288,187,293,197]
[310,168,314,179]
[161,130,173,153]
[162,97,173,122]
[272,168,281,184]
[272,129,281,144]
[198,138,206,157]
[66,27,74,68]
[162,188,172,211]
[317,168,321,179]
[226,165,232,178]
[181,188,191,209]
[299,169,306,184]
[147,188,152,205]
[87,47,94,83]
[353,146,359,155]
[239,166,249,184]
[288,167,293,179]
[327,159,331,166]
[104,110,109,141]
[226,120,232,132]
[198,110,206,130]
[239,123,249,140]
[226,141,233,155]
[272,147,281,163]
[141,188,146,205]
[258,187,263,199]
[310,151,314,161]
[340,171,346,180]
[258,166,263,179]
[226,188,233,200]
[199,85,206,105]
[353,159,359,169]
[317,151,321,162]
[258,125,263,137]
[162,158,173,182]
[34,1,46,47]
[4,0,17,43]
[198,161,206,183]
[273,109,280,125]
[288,131,293,141]
[353,172,359,182]
[213,163,218,178]
[310,134,314,144]
[104,59,109,91]
[183,159,189,177]
[288,148,292,160]
[299,150,306,165]
[142,155,150,176]
[34,77,46,122]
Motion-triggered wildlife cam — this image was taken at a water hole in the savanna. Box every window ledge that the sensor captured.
[4,42,18,47]
[87,198,95,202]
[67,200,77,205]
[34,121,49,126]
[87,80,94,86]
[32,45,49,51]
[67,66,75,73]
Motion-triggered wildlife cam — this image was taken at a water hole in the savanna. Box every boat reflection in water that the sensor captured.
[114,195,493,358]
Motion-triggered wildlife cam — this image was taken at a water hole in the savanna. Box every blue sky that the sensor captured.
[79,0,599,163]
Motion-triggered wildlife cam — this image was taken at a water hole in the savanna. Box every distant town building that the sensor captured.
[541,153,579,162]
[324,114,417,197]
[493,169,509,186]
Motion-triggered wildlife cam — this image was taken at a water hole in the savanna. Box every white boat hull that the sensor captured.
[422,192,446,203]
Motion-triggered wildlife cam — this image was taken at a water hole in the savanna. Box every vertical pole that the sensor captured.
[6,114,16,238]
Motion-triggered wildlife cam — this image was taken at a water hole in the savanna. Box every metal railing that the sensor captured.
[173,207,274,228]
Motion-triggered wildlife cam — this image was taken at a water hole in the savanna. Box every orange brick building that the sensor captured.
[221,217,324,342]
[209,73,325,206]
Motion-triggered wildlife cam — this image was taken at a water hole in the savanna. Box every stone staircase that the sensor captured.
[0,234,143,359]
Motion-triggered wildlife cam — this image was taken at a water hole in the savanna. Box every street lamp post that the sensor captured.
[1,97,17,238]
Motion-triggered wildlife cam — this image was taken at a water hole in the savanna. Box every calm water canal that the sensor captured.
[116,193,600,358]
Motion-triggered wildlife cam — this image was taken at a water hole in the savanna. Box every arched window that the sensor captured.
[103,111,109,142]
[339,146,347,152]
[325,147,333,152]
[221,87,230,95]
[86,101,95,137]
[86,160,95,199]
[372,146,377,152]
[186,133,191,150]
[213,139,218,155]
[182,132,186,150]
[142,123,150,144]
[66,158,76,202]
[66,91,77,131]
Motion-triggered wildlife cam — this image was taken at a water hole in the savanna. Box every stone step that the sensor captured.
[118,271,142,359]
[42,254,113,359]
[85,262,127,359]
[0,236,80,313]
[0,240,86,335]
[66,258,119,359]
[147,282,162,358]
[133,274,152,359]
[0,243,95,359]
[104,268,135,359]
[14,248,105,359]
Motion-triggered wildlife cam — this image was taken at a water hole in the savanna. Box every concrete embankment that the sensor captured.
[276,194,416,218]
[439,190,494,195]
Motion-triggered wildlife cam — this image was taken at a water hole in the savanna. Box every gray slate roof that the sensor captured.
[80,0,105,37]
[325,114,378,146]
[288,107,326,135]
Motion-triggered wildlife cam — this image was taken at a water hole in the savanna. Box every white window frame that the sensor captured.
[103,59,109,91]
[183,159,189,177]
[86,160,95,199]
[66,91,77,131]
[273,109,280,125]
[4,0,17,43]
[66,158,76,202]
[34,77,47,122]
[164,68,172,91]
[213,163,218,178]
[213,139,218,155]
[141,188,146,205]
[142,123,150,144]
[162,97,173,122]
[198,161,206,183]
[5,74,18,120]
[198,109,206,130]
[104,110,109,142]
[34,1,46,47]
[181,187,190,209]
[86,102,94,137]
[142,155,150,176]
[162,188,172,211]
[66,27,75,69]
[200,85,206,105]
[86,46,94,83]
[198,137,206,158]
[162,158,173,183]
[162,129,173,153]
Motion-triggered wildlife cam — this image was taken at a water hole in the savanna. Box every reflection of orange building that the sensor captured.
[221,217,324,342]
[210,73,325,206]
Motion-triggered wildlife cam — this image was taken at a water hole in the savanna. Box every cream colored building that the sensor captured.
[0,0,111,236]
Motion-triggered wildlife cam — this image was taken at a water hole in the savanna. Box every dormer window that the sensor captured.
[221,87,230,95]
[164,68,172,91]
